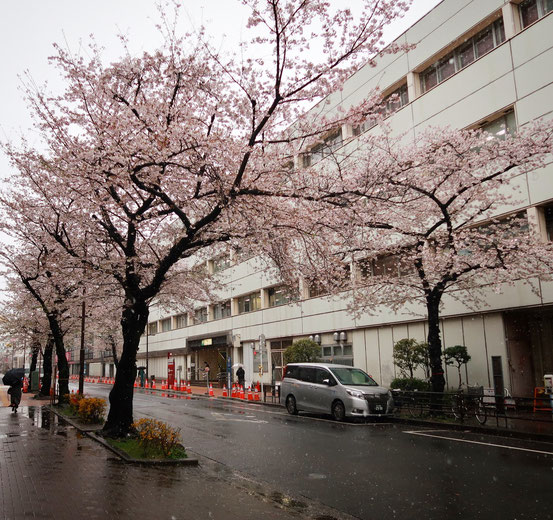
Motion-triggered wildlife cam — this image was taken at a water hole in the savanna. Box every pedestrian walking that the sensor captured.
[3,368,25,413]
[236,365,245,389]
[7,380,23,413]
[204,362,210,393]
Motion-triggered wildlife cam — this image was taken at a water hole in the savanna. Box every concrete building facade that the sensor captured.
[132,0,553,397]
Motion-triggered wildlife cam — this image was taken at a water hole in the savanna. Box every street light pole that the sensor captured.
[78,299,86,394]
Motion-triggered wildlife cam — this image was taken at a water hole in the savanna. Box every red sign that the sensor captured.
[167,359,176,387]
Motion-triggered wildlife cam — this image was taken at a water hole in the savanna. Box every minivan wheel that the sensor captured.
[332,400,346,421]
[286,395,298,415]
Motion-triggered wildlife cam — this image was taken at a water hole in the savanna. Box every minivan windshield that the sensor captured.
[329,367,378,386]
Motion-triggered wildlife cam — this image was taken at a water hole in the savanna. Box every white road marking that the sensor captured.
[211,412,268,424]
[404,430,553,456]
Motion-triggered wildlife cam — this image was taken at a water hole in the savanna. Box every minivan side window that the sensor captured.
[314,368,333,385]
[284,365,299,379]
[299,367,316,383]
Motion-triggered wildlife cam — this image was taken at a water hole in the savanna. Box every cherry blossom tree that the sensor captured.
[0,243,84,401]
[3,0,411,436]
[0,295,54,395]
[266,122,553,393]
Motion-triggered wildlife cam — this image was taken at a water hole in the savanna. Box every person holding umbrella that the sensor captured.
[3,368,25,413]
[236,365,245,390]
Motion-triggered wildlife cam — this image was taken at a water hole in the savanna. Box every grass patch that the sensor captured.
[56,404,77,418]
[107,437,187,460]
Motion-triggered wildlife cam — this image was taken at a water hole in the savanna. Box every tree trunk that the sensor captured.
[29,343,39,374]
[28,343,40,393]
[109,334,119,368]
[426,292,446,394]
[39,337,53,397]
[47,312,70,403]
[102,298,148,437]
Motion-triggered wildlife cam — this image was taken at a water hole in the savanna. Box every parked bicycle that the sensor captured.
[451,385,487,425]
[392,389,426,418]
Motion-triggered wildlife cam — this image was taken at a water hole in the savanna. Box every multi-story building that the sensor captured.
[134,0,553,397]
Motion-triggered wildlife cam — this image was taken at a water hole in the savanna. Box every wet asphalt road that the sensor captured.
[80,384,553,520]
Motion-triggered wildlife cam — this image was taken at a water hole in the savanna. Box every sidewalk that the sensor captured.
[0,395,342,520]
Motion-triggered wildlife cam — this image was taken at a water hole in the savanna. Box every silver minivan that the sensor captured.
[280,362,394,420]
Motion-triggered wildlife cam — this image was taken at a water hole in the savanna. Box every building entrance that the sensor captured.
[504,307,553,396]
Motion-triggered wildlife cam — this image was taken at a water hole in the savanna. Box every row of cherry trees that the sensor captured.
[1,0,414,436]
[1,0,552,436]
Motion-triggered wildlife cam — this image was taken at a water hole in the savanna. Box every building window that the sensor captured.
[520,0,553,28]
[213,300,231,320]
[268,286,293,307]
[302,128,343,167]
[353,83,409,135]
[161,318,171,332]
[421,18,505,93]
[148,322,158,336]
[213,255,231,273]
[320,343,354,366]
[544,204,553,241]
[194,307,208,324]
[175,313,188,329]
[237,292,262,314]
[308,281,328,298]
[480,110,516,139]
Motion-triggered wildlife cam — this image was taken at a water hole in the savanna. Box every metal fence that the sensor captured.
[392,388,553,430]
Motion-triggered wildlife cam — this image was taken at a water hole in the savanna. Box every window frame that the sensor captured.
[237,292,262,314]
[213,300,231,320]
[520,0,553,28]
[175,313,188,329]
[420,18,505,93]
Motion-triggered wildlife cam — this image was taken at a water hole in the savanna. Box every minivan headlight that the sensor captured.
[346,388,364,399]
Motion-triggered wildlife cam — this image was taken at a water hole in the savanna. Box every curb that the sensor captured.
[48,405,198,466]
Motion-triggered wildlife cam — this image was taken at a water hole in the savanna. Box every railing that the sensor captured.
[391,388,553,430]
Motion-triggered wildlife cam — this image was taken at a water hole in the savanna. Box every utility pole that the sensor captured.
[78,298,86,394]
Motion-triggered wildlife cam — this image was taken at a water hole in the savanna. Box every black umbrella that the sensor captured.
[2,368,25,386]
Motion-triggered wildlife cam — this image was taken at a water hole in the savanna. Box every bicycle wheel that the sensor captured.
[451,395,463,420]
[475,399,487,425]
[407,397,423,418]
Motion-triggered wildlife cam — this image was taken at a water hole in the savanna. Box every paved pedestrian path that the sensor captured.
[0,398,323,520]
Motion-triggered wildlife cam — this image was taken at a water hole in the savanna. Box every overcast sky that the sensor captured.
[0,1,441,152]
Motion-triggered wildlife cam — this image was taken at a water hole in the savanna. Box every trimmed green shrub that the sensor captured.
[283,339,321,364]
[390,377,431,391]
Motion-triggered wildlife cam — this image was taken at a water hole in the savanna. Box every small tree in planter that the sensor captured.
[284,339,321,364]
[444,345,471,388]
[393,338,428,378]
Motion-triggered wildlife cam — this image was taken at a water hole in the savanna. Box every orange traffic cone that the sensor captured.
[231,383,236,398]
[239,385,245,400]
[254,386,260,401]
[187,381,192,394]
[151,380,156,389]
[222,385,228,397]
[134,380,137,388]
[256,382,261,393]
[209,383,214,397]
[247,385,253,401]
